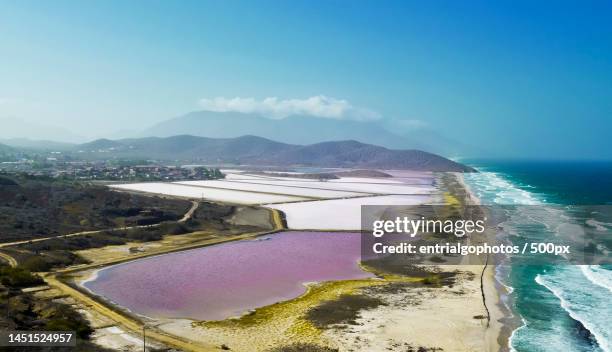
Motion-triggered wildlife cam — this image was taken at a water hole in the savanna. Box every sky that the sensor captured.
[0,0,611,159]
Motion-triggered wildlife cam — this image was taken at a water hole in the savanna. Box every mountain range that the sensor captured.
[141,111,476,157]
[1,110,480,158]
[0,110,478,171]
[75,135,474,172]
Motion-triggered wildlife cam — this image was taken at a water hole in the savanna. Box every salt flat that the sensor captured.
[231,178,435,195]
[223,173,272,181]
[328,177,405,184]
[174,180,364,198]
[109,183,306,204]
[266,194,433,230]
[110,172,437,220]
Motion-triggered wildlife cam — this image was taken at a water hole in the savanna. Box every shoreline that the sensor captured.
[455,172,511,351]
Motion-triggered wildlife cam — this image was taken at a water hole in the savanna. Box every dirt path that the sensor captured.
[0,201,199,250]
[0,251,17,267]
[179,200,199,222]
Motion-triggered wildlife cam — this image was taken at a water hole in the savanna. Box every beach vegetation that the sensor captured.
[269,343,339,352]
[305,293,386,328]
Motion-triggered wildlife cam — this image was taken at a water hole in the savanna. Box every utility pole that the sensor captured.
[142,324,146,352]
[5,291,10,321]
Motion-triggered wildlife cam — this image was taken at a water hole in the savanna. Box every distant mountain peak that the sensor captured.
[140,110,473,157]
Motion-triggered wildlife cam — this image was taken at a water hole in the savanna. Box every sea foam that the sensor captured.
[580,265,612,293]
[536,269,610,352]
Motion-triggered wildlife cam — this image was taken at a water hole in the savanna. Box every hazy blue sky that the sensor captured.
[1,0,611,158]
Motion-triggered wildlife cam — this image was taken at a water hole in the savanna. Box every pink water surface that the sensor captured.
[84,231,371,320]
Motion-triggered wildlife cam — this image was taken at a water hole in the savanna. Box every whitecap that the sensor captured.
[536,269,611,352]
[580,265,612,293]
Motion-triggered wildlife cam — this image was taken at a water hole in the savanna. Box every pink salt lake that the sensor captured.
[84,231,371,321]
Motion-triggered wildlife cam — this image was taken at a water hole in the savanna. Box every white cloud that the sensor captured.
[198,95,381,121]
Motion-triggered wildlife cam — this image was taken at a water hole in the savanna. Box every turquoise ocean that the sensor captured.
[461,160,612,352]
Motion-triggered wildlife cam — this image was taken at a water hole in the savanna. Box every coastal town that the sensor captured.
[0,158,224,181]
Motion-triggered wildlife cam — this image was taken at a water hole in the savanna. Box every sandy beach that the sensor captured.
[323,265,500,352]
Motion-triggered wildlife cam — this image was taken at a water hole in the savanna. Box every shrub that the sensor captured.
[0,266,44,287]
[20,256,52,272]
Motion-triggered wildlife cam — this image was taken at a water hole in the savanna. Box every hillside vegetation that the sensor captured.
[0,173,190,243]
